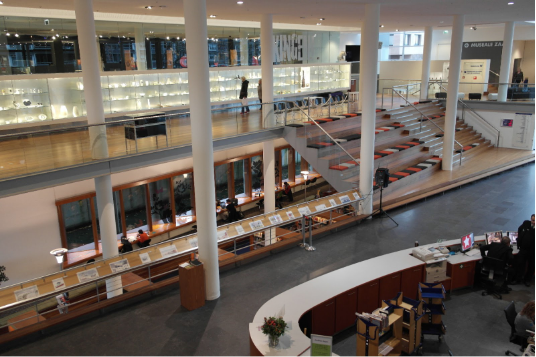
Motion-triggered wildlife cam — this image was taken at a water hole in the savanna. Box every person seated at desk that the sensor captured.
[137,229,151,248]
[225,199,240,222]
[283,182,293,202]
[120,236,133,253]
[515,301,535,346]
[480,235,515,282]
[516,214,535,286]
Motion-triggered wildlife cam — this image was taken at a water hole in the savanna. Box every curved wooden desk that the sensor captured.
[248,235,502,356]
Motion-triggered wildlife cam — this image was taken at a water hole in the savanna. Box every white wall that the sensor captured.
[339,32,361,53]
[458,108,535,149]
[0,138,288,286]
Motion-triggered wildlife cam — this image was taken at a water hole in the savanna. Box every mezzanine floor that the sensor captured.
[2,162,534,356]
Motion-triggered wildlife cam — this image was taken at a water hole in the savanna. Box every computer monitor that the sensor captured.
[507,231,518,245]
[485,231,502,245]
[461,233,474,252]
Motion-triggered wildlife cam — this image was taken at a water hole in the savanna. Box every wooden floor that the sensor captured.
[380,147,535,209]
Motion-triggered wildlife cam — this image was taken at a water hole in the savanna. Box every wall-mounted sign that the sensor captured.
[501,119,513,127]
[273,34,304,63]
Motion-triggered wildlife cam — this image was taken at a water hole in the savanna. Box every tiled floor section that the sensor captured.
[1,163,534,356]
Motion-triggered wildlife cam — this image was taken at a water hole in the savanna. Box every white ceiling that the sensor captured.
[1,0,535,33]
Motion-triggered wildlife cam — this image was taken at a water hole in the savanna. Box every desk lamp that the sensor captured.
[50,248,68,271]
[301,171,309,202]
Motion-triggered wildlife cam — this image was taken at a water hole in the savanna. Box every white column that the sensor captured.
[261,14,276,217]
[420,26,433,100]
[263,141,276,214]
[184,0,220,300]
[498,22,515,101]
[358,3,380,215]
[135,26,147,71]
[261,14,274,126]
[74,0,121,298]
[442,15,465,171]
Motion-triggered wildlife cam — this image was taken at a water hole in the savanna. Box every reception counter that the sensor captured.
[249,234,516,356]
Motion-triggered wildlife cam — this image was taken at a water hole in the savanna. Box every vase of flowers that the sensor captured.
[261,316,287,348]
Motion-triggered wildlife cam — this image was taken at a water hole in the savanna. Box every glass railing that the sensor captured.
[429,81,535,102]
[379,79,423,109]
[0,188,363,333]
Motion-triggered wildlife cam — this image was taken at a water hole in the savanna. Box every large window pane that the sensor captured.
[234,159,246,197]
[149,179,171,226]
[251,155,263,191]
[122,185,148,233]
[295,151,302,177]
[61,198,94,251]
[281,148,289,182]
[173,173,193,217]
[215,163,230,201]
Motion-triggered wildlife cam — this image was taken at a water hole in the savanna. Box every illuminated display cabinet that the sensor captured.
[0,63,350,126]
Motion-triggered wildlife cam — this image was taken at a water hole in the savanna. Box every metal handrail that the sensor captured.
[392,87,464,166]
[437,83,500,146]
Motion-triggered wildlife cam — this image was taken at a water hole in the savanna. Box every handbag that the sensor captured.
[241,97,248,106]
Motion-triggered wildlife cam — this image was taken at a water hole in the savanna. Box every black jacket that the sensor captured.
[226,203,239,222]
[517,220,535,255]
[480,242,513,265]
[120,238,133,253]
[239,80,249,99]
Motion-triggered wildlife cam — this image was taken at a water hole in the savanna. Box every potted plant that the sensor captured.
[261,316,287,347]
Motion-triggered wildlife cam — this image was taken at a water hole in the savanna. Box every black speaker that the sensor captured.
[375,168,390,188]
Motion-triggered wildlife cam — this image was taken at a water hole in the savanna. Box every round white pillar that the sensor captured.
[135,26,148,71]
[442,15,465,171]
[261,14,274,126]
[420,26,433,100]
[498,22,515,102]
[263,141,276,214]
[75,0,121,298]
[184,0,220,300]
[358,3,380,215]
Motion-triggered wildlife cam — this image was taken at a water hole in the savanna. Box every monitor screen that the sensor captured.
[507,232,518,244]
[345,45,361,62]
[461,233,474,252]
[486,231,502,245]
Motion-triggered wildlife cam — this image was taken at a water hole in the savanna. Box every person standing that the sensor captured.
[513,68,524,87]
[517,214,535,286]
[240,76,250,114]
[258,78,263,104]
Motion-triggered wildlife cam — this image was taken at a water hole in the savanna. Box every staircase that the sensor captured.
[284,101,496,195]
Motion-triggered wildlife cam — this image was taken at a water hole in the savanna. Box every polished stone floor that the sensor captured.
[2,162,534,356]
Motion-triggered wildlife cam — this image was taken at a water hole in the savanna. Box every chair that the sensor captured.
[480,256,508,299]
[435,92,447,99]
[504,301,528,355]
[256,198,264,210]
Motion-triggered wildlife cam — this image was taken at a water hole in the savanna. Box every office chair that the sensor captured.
[256,198,264,210]
[504,301,528,355]
[480,256,508,299]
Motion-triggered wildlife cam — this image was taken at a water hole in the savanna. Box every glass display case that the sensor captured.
[0,63,350,127]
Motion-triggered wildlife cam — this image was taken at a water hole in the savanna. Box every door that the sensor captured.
[401,266,424,300]
[335,288,358,332]
[312,298,336,336]
[379,272,402,304]
[357,280,379,314]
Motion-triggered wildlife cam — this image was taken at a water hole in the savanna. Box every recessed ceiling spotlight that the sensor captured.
[52,36,55,39]
[145,5,152,9]
[507,1,514,4]
[319,18,325,21]
[209,14,217,18]
[5,32,9,36]
[470,26,477,30]
[0,1,4,5]
[99,35,103,38]
[380,24,385,28]
[177,36,180,40]
[14,33,19,37]
[395,29,399,32]
[146,37,149,40]
[316,23,322,25]
[237,1,243,4]
[166,36,170,40]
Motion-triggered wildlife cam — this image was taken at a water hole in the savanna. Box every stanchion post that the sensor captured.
[299,216,308,248]
[305,217,315,252]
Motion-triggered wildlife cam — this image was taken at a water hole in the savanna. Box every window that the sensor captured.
[295,151,302,177]
[251,155,263,191]
[61,198,94,251]
[234,159,247,197]
[281,148,289,182]
[149,179,172,229]
[404,34,411,46]
[173,173,194,221]
[122,185,149,233]
[215,163,230,201]
[387,31,424,61]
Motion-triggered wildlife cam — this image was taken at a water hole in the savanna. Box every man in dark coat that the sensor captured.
[240,76,250,114]
[516,214,535,286]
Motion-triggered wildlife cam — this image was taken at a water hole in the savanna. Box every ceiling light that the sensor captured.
[319,18,325,21]
[166,36,170,40]
[14,33,19,37]
[99,35,103,38]
[380,25,385,28]
[0,1,4,5]
[5,33,9,36]
[52,36,55,39]
[56,34,59,37]
[145,5,152,9]
[146,37,149,40]
[443,30,449,34]
[209,14,216,18]
[237,1,243,4]
[395,29,399,32]
[470,26,477,30]
[316,23,321,26]
[177,36,180,40]
[507,1,514,4]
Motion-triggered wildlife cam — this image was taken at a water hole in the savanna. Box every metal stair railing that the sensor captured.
[392,86,464,166]
[438,83,500,147]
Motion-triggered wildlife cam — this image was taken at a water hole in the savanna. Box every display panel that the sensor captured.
[461,232,474,252]
[507,231,518,244]
[485,231,502,245]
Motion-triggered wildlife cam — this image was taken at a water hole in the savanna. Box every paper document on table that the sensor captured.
[466,249,481,257]
[315,204,327,211]
[298,207,312,216]
[329,199,337,207]
[159,244,179,258]
[139,252,151,264]
[109,259,131,273]
[77,268,99,283]
[235,225,246,235]
[52,278,66,291]
[339,195,351,204]
[14,285,39,302]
